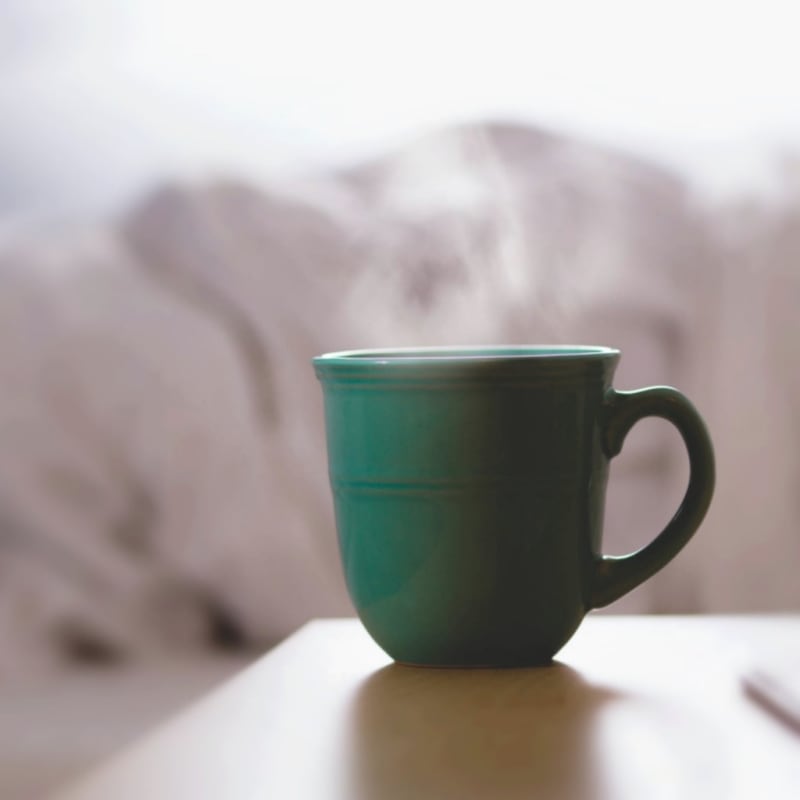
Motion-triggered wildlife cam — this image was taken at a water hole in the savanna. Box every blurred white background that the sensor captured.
[2,0,799,221]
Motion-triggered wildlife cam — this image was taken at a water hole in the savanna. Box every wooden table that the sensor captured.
[56,616,800,800]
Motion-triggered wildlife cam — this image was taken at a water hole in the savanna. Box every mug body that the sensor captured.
[314,346,620,666]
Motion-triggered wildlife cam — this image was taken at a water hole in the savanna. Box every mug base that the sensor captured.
[394,657,555,670]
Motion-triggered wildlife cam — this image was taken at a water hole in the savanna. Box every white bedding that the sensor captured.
[0,122,797,676]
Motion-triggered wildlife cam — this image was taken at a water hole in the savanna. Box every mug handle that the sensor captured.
[590,386,715,608]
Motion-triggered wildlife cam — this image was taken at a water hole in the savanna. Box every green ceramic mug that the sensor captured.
[313,346,714,667]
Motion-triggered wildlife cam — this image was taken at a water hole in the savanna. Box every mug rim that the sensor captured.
[313,345,620,367]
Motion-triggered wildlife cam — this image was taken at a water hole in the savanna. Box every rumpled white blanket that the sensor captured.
[1,123,798,675]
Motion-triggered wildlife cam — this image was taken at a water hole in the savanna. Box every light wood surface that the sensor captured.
[55,616,800,800]
[0,655,247,800]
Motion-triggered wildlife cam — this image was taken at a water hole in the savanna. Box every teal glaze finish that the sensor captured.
[313,347,715,666]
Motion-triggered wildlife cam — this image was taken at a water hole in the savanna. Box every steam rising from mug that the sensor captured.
[337,123,692,357]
